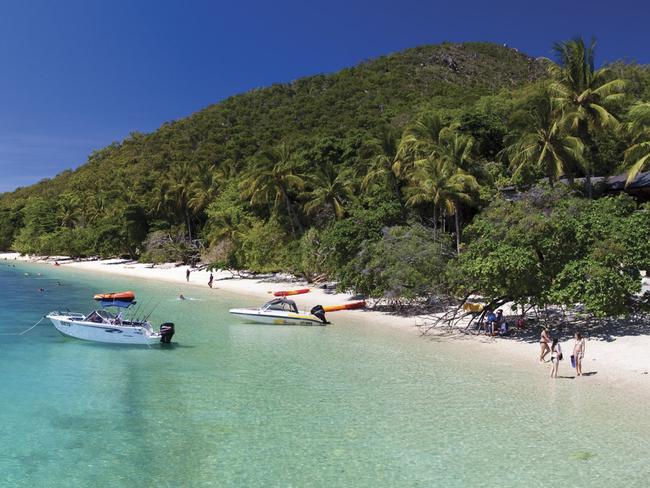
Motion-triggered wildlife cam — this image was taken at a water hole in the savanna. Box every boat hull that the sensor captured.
[229,308,325,326]
[47,314,161,345]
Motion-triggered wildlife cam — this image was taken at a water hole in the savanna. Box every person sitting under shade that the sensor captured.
[496,310,509,336]
[484,309,497,335]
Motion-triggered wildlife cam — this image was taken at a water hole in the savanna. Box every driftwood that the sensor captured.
[411,291,650,340]
[418,295,511,335]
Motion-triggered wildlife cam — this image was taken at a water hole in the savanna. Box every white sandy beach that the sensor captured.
[3,251,650,391]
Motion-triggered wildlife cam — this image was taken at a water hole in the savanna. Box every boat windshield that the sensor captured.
[85,309,116,324]
[262,298,299,313]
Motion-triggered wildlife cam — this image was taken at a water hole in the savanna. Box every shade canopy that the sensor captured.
[98,300,136,308]
[93,291,136,308]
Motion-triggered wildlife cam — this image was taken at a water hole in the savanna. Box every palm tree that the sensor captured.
[500,96,585,186]
[240,142,306,234]
[155,161,195,241]
[206,209,246,248]
[58,193,81,229]
[303,162,355,220]
[400,114,482,181]
[435,130,482,180]
[623,102,650,185]
[82,192,107,226]
[188,162,221,215]
[397,112,448,178]
[219,158,242,180]
[405,157,479,253]
[361,125,403,200]
[549,37,627,196]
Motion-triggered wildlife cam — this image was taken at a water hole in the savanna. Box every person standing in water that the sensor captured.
[550,338,562,378]
[573,332,586,376]
[186,268,190,282]
[208,272,214,288]
[540,326,551,363]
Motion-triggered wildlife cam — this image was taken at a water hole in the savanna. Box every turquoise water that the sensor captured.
[1,261,650,487]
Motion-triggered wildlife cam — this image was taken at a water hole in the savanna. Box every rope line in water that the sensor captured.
[20,316,45,335]
[0,316,47,336]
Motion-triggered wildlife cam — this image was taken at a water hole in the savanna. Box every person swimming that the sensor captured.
[179,294,186,300]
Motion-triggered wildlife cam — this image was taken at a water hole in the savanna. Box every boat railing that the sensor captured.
[49,311,86,319]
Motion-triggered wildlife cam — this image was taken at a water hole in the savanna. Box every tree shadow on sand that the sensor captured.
[478,309,650,343]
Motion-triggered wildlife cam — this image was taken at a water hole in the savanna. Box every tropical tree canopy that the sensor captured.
[623,102,650,184]
[1,40,650,321]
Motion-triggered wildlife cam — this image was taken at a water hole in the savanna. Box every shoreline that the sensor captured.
[3,252,650,392]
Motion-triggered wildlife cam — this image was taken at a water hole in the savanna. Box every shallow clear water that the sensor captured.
[1,261,649,487]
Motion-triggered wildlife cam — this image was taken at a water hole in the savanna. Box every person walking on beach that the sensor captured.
[540,326,551,363]
[186,268,190,282]
[573,332,586,376]
[208,272,214,288]
[550,338,562,378]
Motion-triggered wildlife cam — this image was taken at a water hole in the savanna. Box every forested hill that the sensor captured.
[0,42,548,250]
[2,42,546,201]
[2,39,650,318]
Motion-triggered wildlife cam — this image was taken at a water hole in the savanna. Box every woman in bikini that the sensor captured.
[573,332,586,376]
[550,338,562,378]
[540,326,551,363]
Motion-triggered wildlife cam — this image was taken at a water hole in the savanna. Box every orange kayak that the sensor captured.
[271,288,310,297]
[323,301,365,312]
[93,291,136,301]
[462,302,484,313]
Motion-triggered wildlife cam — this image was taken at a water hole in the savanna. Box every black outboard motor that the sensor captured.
[310,305,328,325]
[160,322,175,344]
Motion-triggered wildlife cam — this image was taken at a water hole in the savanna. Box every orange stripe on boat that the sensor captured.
[271,288,310,297]
[93,291,136,301]
[323,301,365,312]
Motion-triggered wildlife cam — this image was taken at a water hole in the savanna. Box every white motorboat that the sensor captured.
[47,292,175,345]
[229,298,329,326]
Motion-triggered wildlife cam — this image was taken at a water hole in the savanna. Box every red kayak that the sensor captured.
[323,301,365,312]
[93,291,136,302]
[271,288,310,297]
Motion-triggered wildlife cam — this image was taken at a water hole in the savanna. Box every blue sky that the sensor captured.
[0,0,648,192]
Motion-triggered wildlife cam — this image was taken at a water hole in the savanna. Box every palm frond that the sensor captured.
[624,141,650,185]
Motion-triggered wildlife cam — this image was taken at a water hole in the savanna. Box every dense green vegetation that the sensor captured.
[1,40,650,318]
[451,189,650,316]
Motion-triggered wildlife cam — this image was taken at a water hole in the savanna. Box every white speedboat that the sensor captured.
[47,292,175,345]
[229,298,328,326]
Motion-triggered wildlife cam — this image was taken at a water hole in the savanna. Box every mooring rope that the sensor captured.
[19,316,46,335]
[0,316,47,336]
